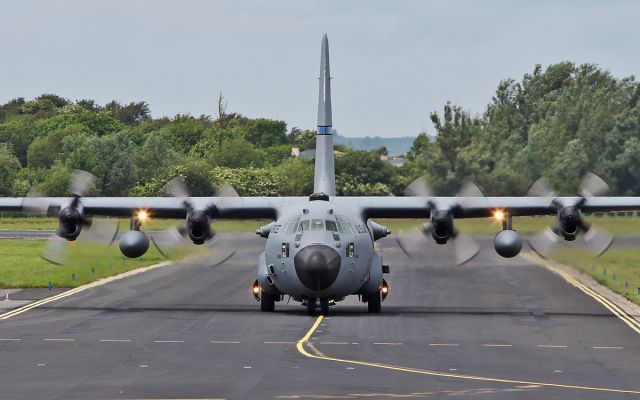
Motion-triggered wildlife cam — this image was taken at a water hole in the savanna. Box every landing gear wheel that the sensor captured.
[260,291,275,312]
[320,297,330,315]
[367,291,381,313]
[306,298,316,316]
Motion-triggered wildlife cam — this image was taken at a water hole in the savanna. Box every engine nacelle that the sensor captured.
[430,210,454,244]
[119,230,149,258]
[187,210,212,245]
[494,229,522,258]
[57,207,83,240]
[553,206,581,241]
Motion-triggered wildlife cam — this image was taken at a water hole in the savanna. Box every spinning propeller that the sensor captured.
[146,177,241,266]
[527,172,614,258]
[396,176,483,265]
[22,170,120,265]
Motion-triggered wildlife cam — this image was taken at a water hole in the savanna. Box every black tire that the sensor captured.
[261,291,275,312]
[306,298,316,316]
[367,291,382,313]
[320,297,330,315]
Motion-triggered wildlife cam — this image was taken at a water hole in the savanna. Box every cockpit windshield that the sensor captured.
[292,219,342,241]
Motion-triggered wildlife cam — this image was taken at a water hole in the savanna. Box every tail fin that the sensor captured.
[313,34,336,196]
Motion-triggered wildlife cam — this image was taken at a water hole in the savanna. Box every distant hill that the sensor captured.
[333,133,415,156]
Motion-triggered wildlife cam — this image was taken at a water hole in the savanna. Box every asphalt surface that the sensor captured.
[1,234,639,399]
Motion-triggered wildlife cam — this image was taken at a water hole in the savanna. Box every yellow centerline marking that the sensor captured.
[521,253,640,335]
[0,261,172,321]
[297,316,640,395]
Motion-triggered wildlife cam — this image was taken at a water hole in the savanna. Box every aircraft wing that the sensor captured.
[343,196,640,219]
[0,197,305,219]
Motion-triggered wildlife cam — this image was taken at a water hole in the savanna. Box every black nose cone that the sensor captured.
[294,244,341,291]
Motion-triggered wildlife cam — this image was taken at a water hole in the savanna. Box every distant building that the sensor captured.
[386,157,407,167]
[299,149,316,159]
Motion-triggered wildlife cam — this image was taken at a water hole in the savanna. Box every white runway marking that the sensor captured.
[264,341,294,344]
[592,346,623,349]
[0,338,21,341]
[99,339,131,342]
[482,344,513,347]
[153,340,184,343]
[210,340,240,344]
[429,343,459,346]
[44,338,74,342]
[374,342,403,345]
[537,345,568,348]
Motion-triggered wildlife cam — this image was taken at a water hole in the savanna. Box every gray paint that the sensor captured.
[313,34,336,196]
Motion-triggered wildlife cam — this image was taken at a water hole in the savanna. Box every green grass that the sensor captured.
[0,239,205,288]
[553,248,640,306]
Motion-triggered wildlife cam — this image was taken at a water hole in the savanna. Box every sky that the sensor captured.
[1,0,639,138]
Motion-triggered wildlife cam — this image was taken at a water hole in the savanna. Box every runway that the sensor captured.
[1,234,639,399]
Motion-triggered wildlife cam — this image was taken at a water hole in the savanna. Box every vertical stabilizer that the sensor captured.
[314,34,336,196]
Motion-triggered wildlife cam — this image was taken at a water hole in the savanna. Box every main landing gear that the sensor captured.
[261,291,276,312]
[253,279,276,312]
[364,279,388,313]
[366,291,381,313]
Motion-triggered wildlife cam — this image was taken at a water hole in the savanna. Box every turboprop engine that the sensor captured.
[56,204,84,240]
[186,210,212,245]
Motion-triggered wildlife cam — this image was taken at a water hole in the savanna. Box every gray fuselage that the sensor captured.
[257,198,383,303]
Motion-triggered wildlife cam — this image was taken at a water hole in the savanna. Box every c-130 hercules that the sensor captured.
[2,34,640,315]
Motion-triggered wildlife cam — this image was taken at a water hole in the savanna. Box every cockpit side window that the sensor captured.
[325,220,338,232]
[284,222,297,234]
[326,219,340,241]
[297,220,310,232]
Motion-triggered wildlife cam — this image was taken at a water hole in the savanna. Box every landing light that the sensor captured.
[493,210,505,222]
[252,280,261,302]
[136,210,150,223]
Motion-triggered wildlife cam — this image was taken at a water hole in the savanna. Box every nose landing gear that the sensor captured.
[305,297,331,316]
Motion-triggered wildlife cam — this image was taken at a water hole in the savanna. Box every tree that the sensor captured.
[37,162,72,196]
[0,144,21,195]
[407,132,431,160]
[241,118,288,148]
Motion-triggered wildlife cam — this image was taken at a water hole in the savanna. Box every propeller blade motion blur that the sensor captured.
[527,172,614,258]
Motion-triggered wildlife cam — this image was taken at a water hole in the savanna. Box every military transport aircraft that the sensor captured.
[1,34,640,315]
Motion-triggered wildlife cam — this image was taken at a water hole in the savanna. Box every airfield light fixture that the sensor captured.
[493,210,505,222]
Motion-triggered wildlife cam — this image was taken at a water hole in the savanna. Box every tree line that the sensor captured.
[0,61,639,198]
